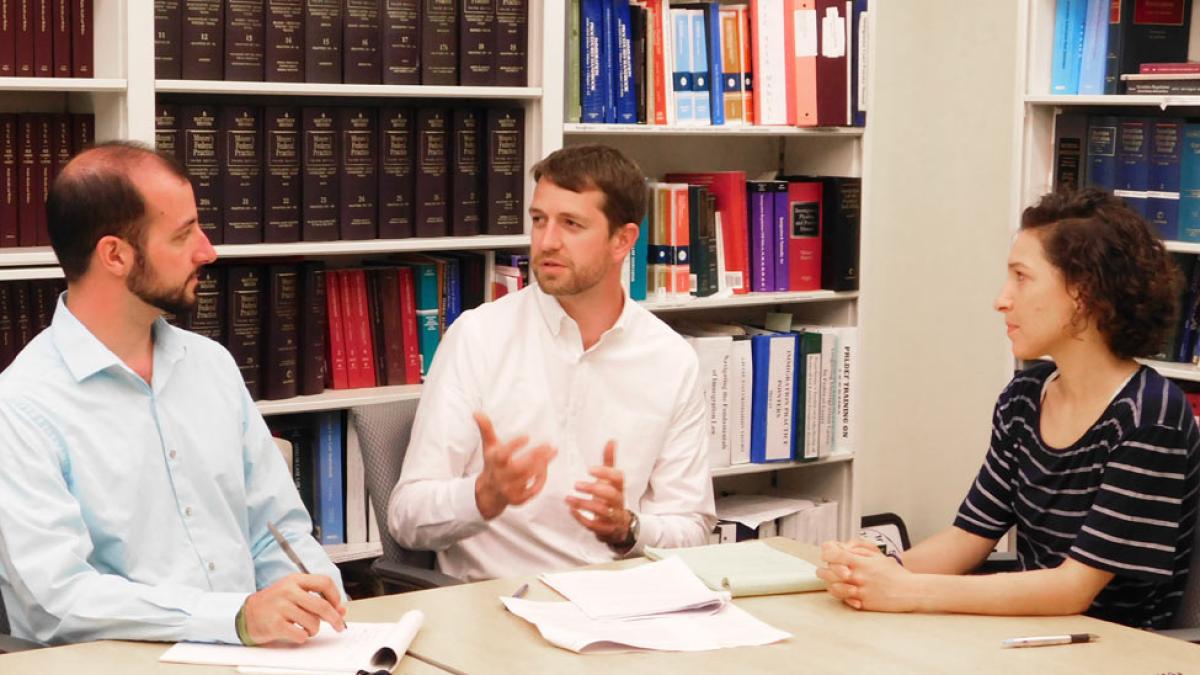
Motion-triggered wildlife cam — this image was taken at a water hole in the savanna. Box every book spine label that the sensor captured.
[154,0,182,79]
[415,108,449,237]
[305,0,342,83]
[1115,117,1151,217]
[226,0,265,81]
[484,107,524,235]
[51,0,69,75]
[0,115,17,248]
[227,266,265,400]
[495,0,527,86]
[338,107,378,240]
[221,106,264,244]
[263,264,300,400]
[451,107,482,236]
[1,0,16,77]
[1087,114,1120,191]
[301,107,340,241]
[33,0,50,76]
[70,0,89,76]
[182,106,223,243]
[182,0,222,80]
[421,0,458,85]
[459,0,496,86]
[186,266,225,342]
[155,104,180,164]
[266,0,304,82]
[264,106,302,242]
[299,262,327,394]
[379,106,415,239]
[1147,119,1183,240]
[382,0,420,84]
[343,0,381,83]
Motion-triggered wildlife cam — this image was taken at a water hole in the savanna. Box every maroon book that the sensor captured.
[459,0,495,86]
[0,115,18,248]
[298,261,326,395]
[70,112,91,152]
[343,0,381,84]
[301,107,339,241]
[70,0,89,77]
[16,0,33,76]
[181,105,222,244]
[29,278,62,332]
[225,0,265,81]
[185,265,225,342]
[154,0,182,79]
[264,106,302,242]
[226,265,265,400]
[155,103,180,159]
[16,115,37,246]
[450,107,482,236]
[263,263,300,400]
[382,0,419,85]
[1,0,15,77]
[484,107,523,235]
[220,106,264,244]
[378,106,414,239]
[338,107,378,240]
[181,0,222,80]
[304,0,341,83]
[49,113,70,183]
[33,0,50,77]
[421,0,457,85]
[813,0,847,127]
[11,281,32,350]
[266,0,304,82]
[415,107,449,238]
[51,0,69,76]
[34,114,50,244]
[374,266,406,384]
[0,283,15,370]
[494,0,526,86]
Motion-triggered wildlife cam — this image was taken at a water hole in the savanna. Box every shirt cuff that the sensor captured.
[187,591,253,644]
[625,512,657,557]
[451,474,489,526]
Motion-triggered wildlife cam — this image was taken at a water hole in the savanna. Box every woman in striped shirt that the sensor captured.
[819,189,1199,629]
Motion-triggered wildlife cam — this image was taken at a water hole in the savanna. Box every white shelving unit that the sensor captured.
[564,123,863,137]
[156,80,543,99]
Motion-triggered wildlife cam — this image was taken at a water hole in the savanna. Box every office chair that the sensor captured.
[1159,512,1200,643]
[351,399,461,592]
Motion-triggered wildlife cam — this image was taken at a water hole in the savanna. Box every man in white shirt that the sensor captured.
[388,145,716,581]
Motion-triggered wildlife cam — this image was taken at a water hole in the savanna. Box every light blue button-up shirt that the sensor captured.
[0,295,344,645]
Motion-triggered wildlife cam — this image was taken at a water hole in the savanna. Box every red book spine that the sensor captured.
[339,268,365,388]
[33,0,50,76]
[397,266,421,384]
[0,115,18,248]
[324,269,350,389]
[16,0,33,76]
[1,0,15,76]
[1141,62,1200,74]
[786,180,822,291]
[646,0,667,125]
[350,269,377,387]
[665,171,749,294]
[71,0,90,77]
[51,0,69,75]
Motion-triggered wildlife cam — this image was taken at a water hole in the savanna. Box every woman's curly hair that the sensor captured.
[1021,189,1181,360]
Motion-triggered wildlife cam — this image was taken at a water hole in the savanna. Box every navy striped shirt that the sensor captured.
[954,363,1200,629]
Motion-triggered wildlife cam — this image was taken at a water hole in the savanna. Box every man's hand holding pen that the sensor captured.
[242,573,348,645]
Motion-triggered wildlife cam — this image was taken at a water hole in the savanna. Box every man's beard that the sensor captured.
[126,248,198,317]
[532,256,608,297]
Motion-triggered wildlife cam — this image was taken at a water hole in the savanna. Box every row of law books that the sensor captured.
[0,113,95,248]
[0,278,66,372]
[567,0,868,128]
[0,0,93,78]
[672,319,855,469]
[1049,0,1191,95]
[155,102,525,246]
[270,411,377,546]
[627,172,860,300]
[155,0,527,86]
[1053,113,1200,242]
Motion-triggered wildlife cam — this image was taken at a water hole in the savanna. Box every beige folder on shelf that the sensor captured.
[159,610,424,675]
[646,541,826,597]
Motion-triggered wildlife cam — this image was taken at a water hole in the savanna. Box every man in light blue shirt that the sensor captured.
[0,142,346,646]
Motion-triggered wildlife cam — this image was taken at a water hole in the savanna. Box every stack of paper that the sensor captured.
[502,557,790,654]
[646,540,826,596]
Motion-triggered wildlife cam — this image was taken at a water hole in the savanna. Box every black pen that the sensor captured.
[1001,633,1099,648]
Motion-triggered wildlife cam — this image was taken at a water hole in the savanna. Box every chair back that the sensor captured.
[1172,505,1200,629]
[350,399,436,573]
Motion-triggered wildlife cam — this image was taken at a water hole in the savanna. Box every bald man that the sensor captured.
[0,142,346,647]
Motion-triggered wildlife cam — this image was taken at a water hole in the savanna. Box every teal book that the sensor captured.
[1179,124,1200,242]
[408,261,441,376]
[630,208,649,300]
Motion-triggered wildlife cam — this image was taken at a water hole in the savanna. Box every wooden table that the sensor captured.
[2,538,1197,674]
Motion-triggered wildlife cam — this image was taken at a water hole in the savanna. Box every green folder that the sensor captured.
[645,541,827,597]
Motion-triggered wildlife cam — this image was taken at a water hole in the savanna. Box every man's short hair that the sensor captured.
[531,144,647,235]
[47,141,190,282]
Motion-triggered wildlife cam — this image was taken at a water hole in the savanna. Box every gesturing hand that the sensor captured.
[565,440,631,546]
[242,573,347,645]
[473,411,558,520]
[816,539,919,613]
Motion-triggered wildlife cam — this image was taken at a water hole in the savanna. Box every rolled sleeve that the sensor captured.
[187,592,252,644]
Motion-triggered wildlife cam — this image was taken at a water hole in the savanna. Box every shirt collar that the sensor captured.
[531,283,636,342]
[51,293,186,383]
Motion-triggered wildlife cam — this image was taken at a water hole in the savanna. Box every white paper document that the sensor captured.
[539,556,729,620]
[501,597,791,653]
[715,494,817,528]
[159,610,424,675]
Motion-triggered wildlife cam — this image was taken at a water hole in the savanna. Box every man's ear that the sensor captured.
[92,235,135,278]
[612,222,639,259]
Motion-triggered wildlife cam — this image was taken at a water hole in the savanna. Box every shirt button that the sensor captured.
[185,506,193,517]
[169,450,177,460]
[208,562,216,571]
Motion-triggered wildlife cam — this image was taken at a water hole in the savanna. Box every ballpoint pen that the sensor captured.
[267,521,311,574]
[1001,633,1099,648]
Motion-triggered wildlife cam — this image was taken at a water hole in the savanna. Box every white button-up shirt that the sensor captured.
[388,285,716,582]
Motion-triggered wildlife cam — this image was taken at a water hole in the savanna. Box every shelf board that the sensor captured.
[0,248,57,267]
[1025,94,1200,107]
[1166,241,1200,255]
[257,385,422,416]
[0,77,127,92]
[156,80,542,99]
[710,453,853,478]
[323,542,383,564]
[640,290,857,312]
[214,235,530,259]
[0,266,63,281]
[564,123,864,137]
[1138,359,1200,383]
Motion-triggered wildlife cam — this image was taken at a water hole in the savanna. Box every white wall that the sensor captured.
[857,2,1020,541]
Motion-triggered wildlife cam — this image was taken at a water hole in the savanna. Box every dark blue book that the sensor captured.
[613,0,637,124]
[851,0,868,127]
[747,181,774,292]
[1176,256,1200,362]
[581,0,606,123]
[702,3,724,125]
[1115,117,1150,217]
[1181,124,1200,242]
[747,329,796,463]
[1086,115,1119,192]
[602,0,617,123]
[442,255,463,328]
[1147,119,1183,241]
[316,411,345,545]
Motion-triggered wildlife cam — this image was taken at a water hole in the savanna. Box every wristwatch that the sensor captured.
[611,510,640,552]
